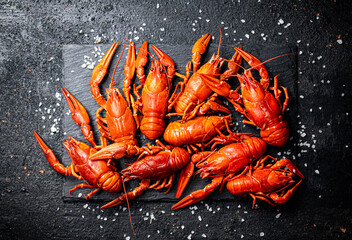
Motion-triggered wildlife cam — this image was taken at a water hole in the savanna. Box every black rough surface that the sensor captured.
[0,0,351,239]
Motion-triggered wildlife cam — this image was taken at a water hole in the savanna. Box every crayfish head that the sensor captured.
[106,88,129,118]
[238,72,265,102]
[205,54,224,73]
[63,136,92,164]
[146,60,169,91]
[267,170,294,188]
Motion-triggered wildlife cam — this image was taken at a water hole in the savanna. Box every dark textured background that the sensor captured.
[0,0,351,239]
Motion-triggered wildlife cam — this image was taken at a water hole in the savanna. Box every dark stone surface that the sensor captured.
[62,43,297,202]
[0,0,351,239]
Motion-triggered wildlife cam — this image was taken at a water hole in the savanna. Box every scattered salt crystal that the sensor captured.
[202,233,207,238]
[156,3,160,8]
[50,125,58,133]
[260,232,265,237]
[160,28,165,31]
[83,204,88,208]
[206,19,210,22]
[150,212,156,223]
[315,170,320,174]
[337,39,343,44]
[181,225,185,229]
[284,23,291,28]
[241,19,245,23]
[278,18,284,25]
[198,215,202,221]
[245,34,250,39]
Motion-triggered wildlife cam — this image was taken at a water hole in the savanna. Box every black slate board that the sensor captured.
[62,43,297,203]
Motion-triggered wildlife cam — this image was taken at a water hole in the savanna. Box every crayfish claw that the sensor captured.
[192,33,211,72]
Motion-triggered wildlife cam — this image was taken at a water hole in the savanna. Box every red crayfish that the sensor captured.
[173,129,267,208]
[101,141,191,209]
[132,43,176,140]
[169,32,242,120]
[201,47,291,146]
[226,155,304,208]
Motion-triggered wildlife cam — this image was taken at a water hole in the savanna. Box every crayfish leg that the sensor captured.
[33,131,72,176]
[268,179,304,205]
[69,184,97,199]
[101,179,150,209]
[172,176,223,210]
[249,192,276,209]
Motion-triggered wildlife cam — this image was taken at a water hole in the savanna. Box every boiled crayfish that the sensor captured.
[172,129,267,208]
[168,32,242,121]
[226,156,304,208]
[101,140,191,209]
[201,47,290,147]
[132,43,176,140]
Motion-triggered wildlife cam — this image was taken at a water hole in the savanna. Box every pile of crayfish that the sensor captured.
[33,31,303,211]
